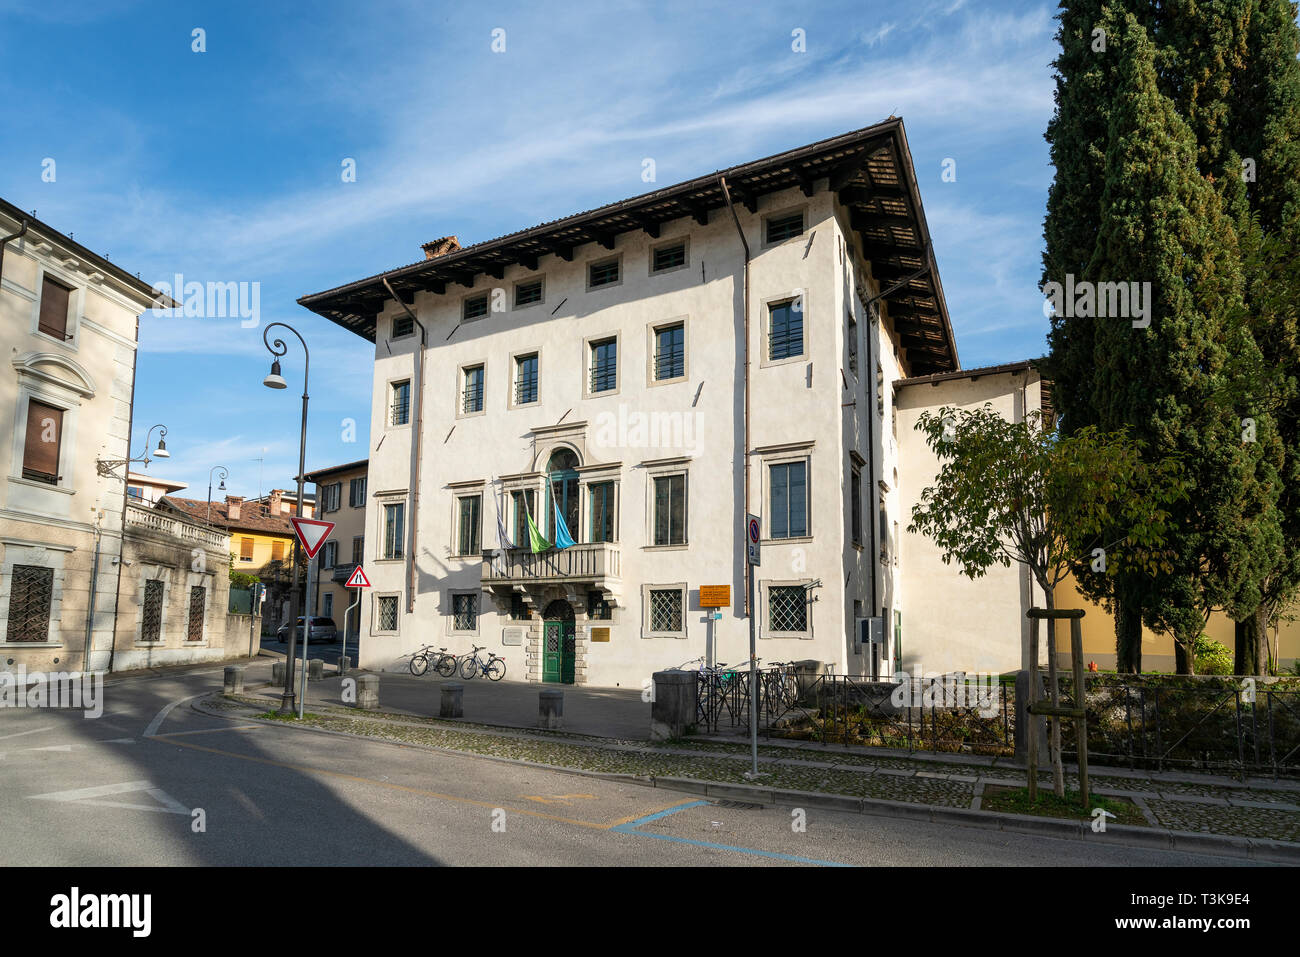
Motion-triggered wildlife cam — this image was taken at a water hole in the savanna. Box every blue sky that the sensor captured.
[0,0,1060,499]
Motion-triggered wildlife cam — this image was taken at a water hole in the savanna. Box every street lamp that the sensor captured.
[95,423,171,477]
[263,322,309,715]
[207,465,229,526]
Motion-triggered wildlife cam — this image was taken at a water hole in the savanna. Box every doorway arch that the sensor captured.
[542,598,575,684]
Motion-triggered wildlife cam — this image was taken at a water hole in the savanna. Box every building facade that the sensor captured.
[304,459,368,637]
[299,120,1034,688]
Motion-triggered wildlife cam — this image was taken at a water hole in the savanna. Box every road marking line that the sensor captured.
[25,745,73,753]
[150,725,261,738]
[0,726,54,741]
[27,780,190,815]
[143,693,204,737]
[520,793,598,805]
[611,800,850,866]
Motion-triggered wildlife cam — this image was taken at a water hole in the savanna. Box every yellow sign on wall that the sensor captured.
[590,627,611,642]
[699,586,730,607]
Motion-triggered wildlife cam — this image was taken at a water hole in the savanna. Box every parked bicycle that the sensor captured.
[459,645,506,681]
[409,644,458,678]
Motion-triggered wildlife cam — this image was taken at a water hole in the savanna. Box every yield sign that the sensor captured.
[290,516,335,559]
[344,565,371,588]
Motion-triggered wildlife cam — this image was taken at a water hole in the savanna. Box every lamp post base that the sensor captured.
[278,693,297,715]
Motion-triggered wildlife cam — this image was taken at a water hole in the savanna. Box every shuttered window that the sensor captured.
[271,540,285,562]
[38,276,71,339]
[240,537,254,561]
[22,400,63,484]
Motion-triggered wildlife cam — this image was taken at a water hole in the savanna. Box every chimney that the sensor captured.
[269,489,283,515]
[421,235,461,260]
[225,495,243,521]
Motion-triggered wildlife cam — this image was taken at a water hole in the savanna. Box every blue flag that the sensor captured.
[549,480,575,550]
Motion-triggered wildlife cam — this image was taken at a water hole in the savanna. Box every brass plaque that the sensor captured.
[699,585,730,607]
[590,627,611,642]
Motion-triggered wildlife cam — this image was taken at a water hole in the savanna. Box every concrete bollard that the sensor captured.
[271,661,286,685]
[223,665,244,695]
[538,688,564,729]
[440,682,464,718]
[308,658,324,680]
[650,670,697,741]
[355,674,379,710]
[337,655,351,677]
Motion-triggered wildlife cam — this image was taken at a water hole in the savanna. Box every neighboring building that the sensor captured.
[125,470,187,506]
[250,488,315,518]
[0,197,165,672]
[304,459,368,637]
[298,118,1035,687]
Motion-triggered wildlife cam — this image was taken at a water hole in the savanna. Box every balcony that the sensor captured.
[126,504,228,549]
[481,543,621,587]
[331,561,361,584]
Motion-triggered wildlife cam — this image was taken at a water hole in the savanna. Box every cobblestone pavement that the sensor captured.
[214,691,1300,843]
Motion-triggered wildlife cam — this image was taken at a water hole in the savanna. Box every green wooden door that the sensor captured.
[543,621,563,683]
[542,600,575,684]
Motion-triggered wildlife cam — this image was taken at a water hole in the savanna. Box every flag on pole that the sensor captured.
[549,478,576,550]
[494,482,514,550]
[520,485,551,552]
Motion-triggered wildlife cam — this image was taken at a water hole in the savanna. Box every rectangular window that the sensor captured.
[349,477,367,507]
[588,590,612,621]
[141,579,164,643]
[457,494,482,556]
[383,503,405,559]
[588,258,620,288]
[770,461,808,539]
[768,300,804,361]
[452,592,478,631]
[514,354,538,405]
[352,536,364,564]
[510,593,531,620]
[512,489,536,546]
[22,400,63,484]
[589,481,615,543]
[463,294,488,321]
[847,312,858,377]
[652,242,686,272]
[653,473,687,546]
[240,537,254,562]
[769,585,808,633]
[323,592,334,618]
[589,338,617,393]
[393,314,414,338]
[38,275,71,339]
[515,279,543,307]
[7,564,53,642]
[463,364,485,413]
[186,586,206,641]
[766,211,804,243]
[850,466,862,546]
[272,540,286,562]
[391,380,411,426]
[648,588,683,633]
[321,541,338,568]
[653,323,685,381]
[322,482,341,512]
[376,595,398,632]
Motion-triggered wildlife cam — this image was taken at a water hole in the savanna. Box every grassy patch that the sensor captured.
[981,784,1146,826]
[254,710,324,722]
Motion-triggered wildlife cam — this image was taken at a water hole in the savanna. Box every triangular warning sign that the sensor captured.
[345,565,371,588]
[290,516,335,559]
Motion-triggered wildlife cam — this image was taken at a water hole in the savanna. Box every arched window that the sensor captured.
[546,448,580,540]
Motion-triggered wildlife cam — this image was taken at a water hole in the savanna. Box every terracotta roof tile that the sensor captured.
[161,496,295,536]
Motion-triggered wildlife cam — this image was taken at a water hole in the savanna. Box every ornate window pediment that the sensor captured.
[11,351,96,399]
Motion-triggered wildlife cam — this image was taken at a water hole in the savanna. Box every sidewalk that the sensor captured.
[213,676,1300,856]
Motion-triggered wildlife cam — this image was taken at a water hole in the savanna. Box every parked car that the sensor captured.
[276,617,338,642]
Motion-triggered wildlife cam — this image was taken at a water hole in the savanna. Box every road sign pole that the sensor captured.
[748,558,758,776]
[299,557,313,720]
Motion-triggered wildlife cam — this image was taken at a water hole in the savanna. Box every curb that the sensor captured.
[195,694,1299,863]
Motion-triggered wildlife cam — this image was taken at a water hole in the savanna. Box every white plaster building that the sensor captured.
[299,119,1042,688]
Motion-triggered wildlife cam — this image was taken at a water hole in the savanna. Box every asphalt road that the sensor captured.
[0,660,1265,867]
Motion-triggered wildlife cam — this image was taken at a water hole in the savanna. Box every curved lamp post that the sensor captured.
[263,322,309,715]
[96,423,170,477]
[206,465,228,526]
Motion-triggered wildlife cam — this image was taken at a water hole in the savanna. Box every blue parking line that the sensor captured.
[613,800,850,866]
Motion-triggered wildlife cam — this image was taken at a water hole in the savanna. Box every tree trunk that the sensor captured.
[1254,606,1269,677]
[1115,584,1143,673]
[1044,588,1066,798]
[1174,632,1194,675]
[1233,618,1256,676]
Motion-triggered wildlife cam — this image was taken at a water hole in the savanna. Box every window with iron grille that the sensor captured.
[452,592,478,631]
[383,503,405,559]
[510,593,531,620]
[589,338,617,393]
[393,314,414,337]
[653,323,685,381]
[391,380,411,426]
[765,211,804,243]
[652,242,686,272]
[770,461,808,539]
[463,364,485,413]
[352,536,364,564]
[7,564,53,642]
[768,300,803,361]
[376,595,398,631]
[588,590,612,620]
[187,586,206,641]
[457,494,481,556]
[515,279,543,307]
[463,294,488,321]
[588,258,620,288]
[846,311,858,376]
[648,588,682,633]
[653,473,686,545]
[768,585,808,633]
[141,579,164,642]
[514,354,538,404]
